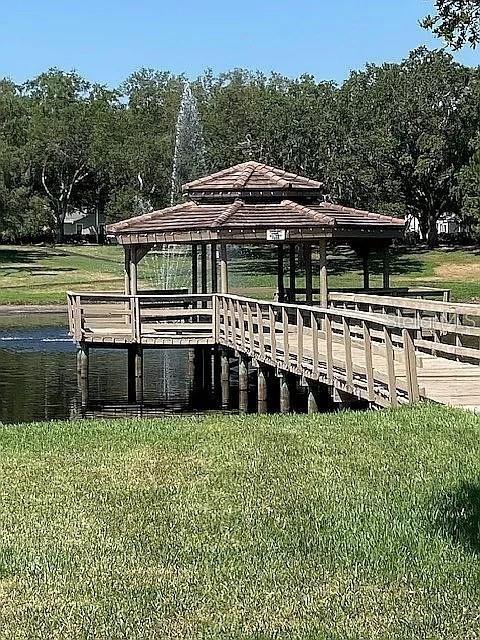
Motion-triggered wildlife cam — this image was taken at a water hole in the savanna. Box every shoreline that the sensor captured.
[0,304,67,316]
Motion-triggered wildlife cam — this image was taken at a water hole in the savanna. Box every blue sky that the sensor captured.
[1,0,478,86]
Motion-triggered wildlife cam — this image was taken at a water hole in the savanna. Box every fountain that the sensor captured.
[141,83,206,293]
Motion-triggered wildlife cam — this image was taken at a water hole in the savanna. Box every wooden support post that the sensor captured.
[289,244,296,303]
[382,245,390,289]
[191,244,198,294]
[135,346,143,404]
[127,345,137,403]
[219,244,229,293]
[305,243,313,305]
[279,372,291,414]
[257,363,268,414]
[124,246,131,295]
[130,247,138,296]
[220,348,230,409]
[77,343,89,408]
[201,244,208,294]
[319,240,328,307]
[362,248,370,291]
[277,244,285,302]
[238,353,249,414]
[211,243,218,293]
[307,380,319,414]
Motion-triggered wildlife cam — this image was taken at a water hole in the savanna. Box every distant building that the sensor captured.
[406,213,465,239]
[63,209,105,241]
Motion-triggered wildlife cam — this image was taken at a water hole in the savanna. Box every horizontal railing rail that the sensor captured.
[284,286,450,303]
[328,291,480,364]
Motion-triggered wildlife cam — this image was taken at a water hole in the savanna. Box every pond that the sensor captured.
[0,312,221,424]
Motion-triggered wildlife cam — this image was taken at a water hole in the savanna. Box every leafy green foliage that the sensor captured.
[423,0,480,49]
[0,51,479,246]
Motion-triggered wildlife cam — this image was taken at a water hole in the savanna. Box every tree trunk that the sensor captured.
[427,210,439,248]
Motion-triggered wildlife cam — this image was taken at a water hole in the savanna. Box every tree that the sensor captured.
[422,0,480,49]
[24,69,115,241]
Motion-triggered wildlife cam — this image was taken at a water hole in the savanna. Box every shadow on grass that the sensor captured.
[434,481,480,555]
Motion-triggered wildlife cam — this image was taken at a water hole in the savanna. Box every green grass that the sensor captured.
[1,244,480,305]
[0,405,480,638]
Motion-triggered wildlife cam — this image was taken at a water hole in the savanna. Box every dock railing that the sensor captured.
[216,293,421,407]
[328,291,480,364]
[67,292,215,344]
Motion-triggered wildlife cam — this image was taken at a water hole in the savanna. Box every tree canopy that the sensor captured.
[0,49,479,247]
[422,0,480,49]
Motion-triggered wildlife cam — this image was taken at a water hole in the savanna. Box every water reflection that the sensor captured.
[0,313,215,424]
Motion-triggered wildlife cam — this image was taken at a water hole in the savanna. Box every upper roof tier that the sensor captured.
[183,161,324,200]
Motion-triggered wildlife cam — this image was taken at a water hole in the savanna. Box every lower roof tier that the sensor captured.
[107,199,404,245]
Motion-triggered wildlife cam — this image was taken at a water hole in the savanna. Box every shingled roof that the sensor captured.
[107,197,404,244]
[183,161,324,197]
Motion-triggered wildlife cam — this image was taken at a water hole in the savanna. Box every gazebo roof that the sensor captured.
[107,193,404,245]
[183,161,324,199]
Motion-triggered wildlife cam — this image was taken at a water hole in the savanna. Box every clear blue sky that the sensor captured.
[1,0,478,86]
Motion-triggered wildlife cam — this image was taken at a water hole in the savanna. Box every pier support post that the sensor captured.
[279,372,291,414]
[127,345,143,403]
[238,353,249,414]
[307,379,320,414]
[77,343,89,408]
[220,348,230,409]
[257,363,268,414]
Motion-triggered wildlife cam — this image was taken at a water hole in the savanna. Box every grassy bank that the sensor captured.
[1,244,480,305]
[0,405,480,638]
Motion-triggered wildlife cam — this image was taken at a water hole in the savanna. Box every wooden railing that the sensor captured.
[216,294,421,407]
[67,292,215,344]
[328,292,480,364]
[284,286,450,304]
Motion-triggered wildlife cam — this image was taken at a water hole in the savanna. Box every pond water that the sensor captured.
[0,313,220,424]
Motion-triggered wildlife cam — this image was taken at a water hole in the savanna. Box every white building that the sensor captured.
[63,209,105,239]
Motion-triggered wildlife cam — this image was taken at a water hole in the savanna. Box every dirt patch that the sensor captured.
[435,263,480,280]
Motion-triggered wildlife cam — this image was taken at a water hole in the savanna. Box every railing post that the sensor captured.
[296,308,304,370]
[362,320,374,402]
[343,317,353,392]
[282,307,290,367]
[384,326,398,407]
[325,313,333,384]
[403,327,420,403]
[256,303,265,359]
[269,305,276,362]
[311,311,319,377]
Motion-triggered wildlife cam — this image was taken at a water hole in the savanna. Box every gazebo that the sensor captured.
[107,161,404,305]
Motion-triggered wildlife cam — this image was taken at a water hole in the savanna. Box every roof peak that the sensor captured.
[183,161,324,193]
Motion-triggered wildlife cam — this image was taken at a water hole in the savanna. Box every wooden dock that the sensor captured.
[67,291,480,412]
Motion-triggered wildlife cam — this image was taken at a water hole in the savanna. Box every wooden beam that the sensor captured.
[319,240,328,307]
[279,372,290,414]
[304,243,312,304]
[220,348,230,409]
[219,243,229,293]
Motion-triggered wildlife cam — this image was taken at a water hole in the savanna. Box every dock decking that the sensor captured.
[67,291,480,412]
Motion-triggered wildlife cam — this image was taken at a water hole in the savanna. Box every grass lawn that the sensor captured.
[1,243,480,305]
[0,405,479,638]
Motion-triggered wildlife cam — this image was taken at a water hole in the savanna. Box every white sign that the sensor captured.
[266,229,287,241]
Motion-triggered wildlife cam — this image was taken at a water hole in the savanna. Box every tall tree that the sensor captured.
[422,0,480,49]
